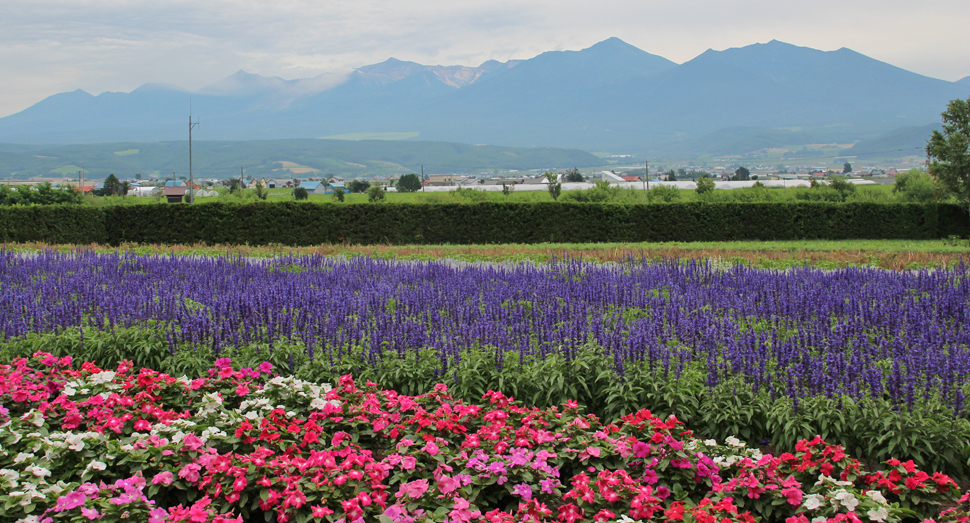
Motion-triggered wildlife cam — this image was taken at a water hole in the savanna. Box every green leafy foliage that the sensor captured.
[293,187,309,200]
[5,326,970,478]
[894,169,941,203]
[696,176,716,195]
[0,201,968,246]
[0,183,83,206]
[347,179,370,193]
[563,168,584,182]
[396,173,422,193]
[366,185,386,202]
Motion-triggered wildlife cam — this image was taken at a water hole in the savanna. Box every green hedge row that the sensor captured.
[0,201,967,245]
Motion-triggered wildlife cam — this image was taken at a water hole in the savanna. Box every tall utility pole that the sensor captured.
[421,165,425,192]
[188,114,199,203]
[644,161,649,193]
[240,167,244,190]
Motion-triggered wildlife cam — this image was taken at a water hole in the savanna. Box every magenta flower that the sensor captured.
[438,475,460,494]
[80,507,100,520]
[54,491,87,512]
[396,479,429,500]
[148,508,168,523]
[400,455,417,470]
[632,442,652,458]
[512,483,533,501]
[179,463,202,483]
[258,362,273,374]
[181,434,204,451]
[151,471,174,486]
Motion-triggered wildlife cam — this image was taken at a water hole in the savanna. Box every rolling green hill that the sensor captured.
[0,139,603,180]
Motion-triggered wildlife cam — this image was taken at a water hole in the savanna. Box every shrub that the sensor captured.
[293,187,309,201]
[366,185,386,202]
[396,173,422,193]
[347,179,370,193]
[894,169,940,203]
[695,176,715,195]
[646,184,680,203]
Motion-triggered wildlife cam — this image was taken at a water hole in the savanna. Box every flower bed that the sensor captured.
[1,352,968,523]
[3,251,970,476]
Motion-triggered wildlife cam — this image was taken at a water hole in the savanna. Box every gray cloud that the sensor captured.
[1,0,967,117]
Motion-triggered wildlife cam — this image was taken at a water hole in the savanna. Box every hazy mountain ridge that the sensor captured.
[1,38,968,156]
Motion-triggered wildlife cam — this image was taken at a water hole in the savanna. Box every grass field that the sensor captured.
[9,239,970,269]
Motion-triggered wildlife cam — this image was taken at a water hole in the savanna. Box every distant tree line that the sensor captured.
[0,183,83,206]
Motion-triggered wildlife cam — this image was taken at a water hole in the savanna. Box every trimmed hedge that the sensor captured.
[0,201,967,245]
[0,205,107,244]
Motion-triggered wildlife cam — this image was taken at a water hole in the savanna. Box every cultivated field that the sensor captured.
[2,242,970,523]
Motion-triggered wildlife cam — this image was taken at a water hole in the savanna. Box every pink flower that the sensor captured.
[400,455,417,470]
[632,442,652,458]
[782,487,803,506]
[80,507,100,520]
[149,508,168,523]
[396,479,429,500]
[512,483,533,501]
[438,475,460,494]
[151,471,174,486]
[179,463,202,483]
[236,384,249,396]
[54,491,87,512]
[312,505,334,517]
[182,434,204,451]
[258,362,273,374]
[424,441,440,456]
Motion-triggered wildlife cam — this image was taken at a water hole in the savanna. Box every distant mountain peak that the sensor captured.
[958,76,970,86]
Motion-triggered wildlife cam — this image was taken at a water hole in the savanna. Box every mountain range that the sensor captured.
[1,38,967,157]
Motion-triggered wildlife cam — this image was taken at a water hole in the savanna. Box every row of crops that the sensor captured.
[1,250,969,476]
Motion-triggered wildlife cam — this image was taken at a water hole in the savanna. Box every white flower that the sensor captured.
[88,371,116,385]
[833,490,858,511]
[62,386,76,397]
[867,507,889,522]
[88,461,106,471]
[13,453,34,464]
[22,411,44,427]
[811,518,827,523]
[64,433,85,451]
[310,398,328,410]
[725,436,745,447]
[0,469,20,480]
[866,490,888,505]
[803,494,825,510]
[26,465,50,478]
[41,481,68,496]
[704,439,718,446]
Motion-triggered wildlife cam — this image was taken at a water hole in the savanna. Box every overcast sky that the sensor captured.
[1,0,968,118]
